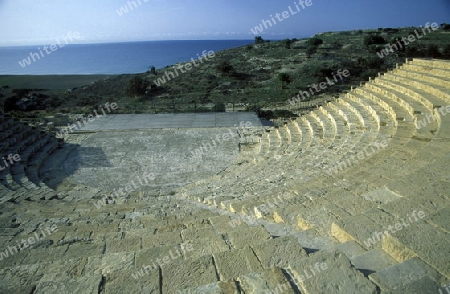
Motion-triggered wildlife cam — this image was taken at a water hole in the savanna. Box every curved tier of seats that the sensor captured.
[0,116,59,202]
[178,59,450,290]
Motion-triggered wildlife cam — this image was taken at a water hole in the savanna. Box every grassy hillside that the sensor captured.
[2,24,450,119]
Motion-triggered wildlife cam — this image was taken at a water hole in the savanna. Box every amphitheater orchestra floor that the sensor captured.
[75,112,272,131]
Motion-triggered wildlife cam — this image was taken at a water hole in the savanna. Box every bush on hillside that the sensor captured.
[364,35,386,47]
[443,45,450,59]
[306,45,317,56]
[424,44,441,58]
[254,36,264,44]
[127,76,149,97]
[441,23,450,30]
[308,37,324,46]
[278,73,292,89]
[216,61,235,76]
[214,102,226,112]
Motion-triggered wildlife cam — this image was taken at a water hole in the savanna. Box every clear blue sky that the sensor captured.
[0,0,449,46]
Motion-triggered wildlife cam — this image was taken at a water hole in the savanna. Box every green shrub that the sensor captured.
[308,37,323,46]
[254,36,264,44]
[364,35,386,47]
[443,44,450,59]
[306,45,317,56]
[216,61,235,76]
[127,76,149,97]
[214,102,226,112]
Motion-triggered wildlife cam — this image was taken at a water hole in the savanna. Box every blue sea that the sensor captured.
[0,40,253,75]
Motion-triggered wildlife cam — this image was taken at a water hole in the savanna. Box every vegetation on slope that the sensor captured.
[2,24,450,119]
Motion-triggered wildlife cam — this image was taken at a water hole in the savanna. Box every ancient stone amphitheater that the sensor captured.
[0,59,449,293]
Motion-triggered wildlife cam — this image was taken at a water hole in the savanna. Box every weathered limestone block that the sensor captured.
[64,242,104,259]
[329,240,366,259]
[350,249,397,276]
[105,235,141,254]
[369,257,445,290]
[162,255,218,293]
[177,281,239,294]
[288,250,377,293]
[251,235,307,269]
[0,263,42,290]
[427,207,450,233]
[380,276,442,294]
[20,244,69,265]
[37,257,88,281]
[225,225,271,249]
[237,268,296,293]
[105,268,160,293]
[387,221,450,278]
[209,215,235,234]
[181,226,218,241]
[331,214,384,250]
[213,246,263,281]
[183,236,229,260]
[34,275,102,294]
[84,252,134,275]
[142,230,182,248]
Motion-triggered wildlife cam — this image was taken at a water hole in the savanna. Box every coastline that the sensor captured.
[0,74,118,90]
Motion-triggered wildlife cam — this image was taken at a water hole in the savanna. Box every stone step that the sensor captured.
[250,235,308,269]
[410,59,450,72]
[286,249,377,293]
[396,68,450,90]
[403,62,450,79]
[350,248,397,276]
[369,257,446,292]
[386,73,449,105]
[382,221,450,279]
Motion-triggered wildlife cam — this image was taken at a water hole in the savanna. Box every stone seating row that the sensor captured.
[0,119,59,194]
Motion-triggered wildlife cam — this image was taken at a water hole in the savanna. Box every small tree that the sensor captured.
[425,44,441,58]
[214,102,226,112]
[127,76,149,98]
[285,39,292,49]
[217,61,234,76]
[254,36,264,44]
[306,45,317,56]
[148,66,156,75]
[405,44,419,58]
[307,37,323,46]
[278,73,291,89]
[441,23,450,30]
[443,44,450,59]
[364,35,386,47]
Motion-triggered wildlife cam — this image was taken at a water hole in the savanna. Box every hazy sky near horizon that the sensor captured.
[0,0,449,46]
